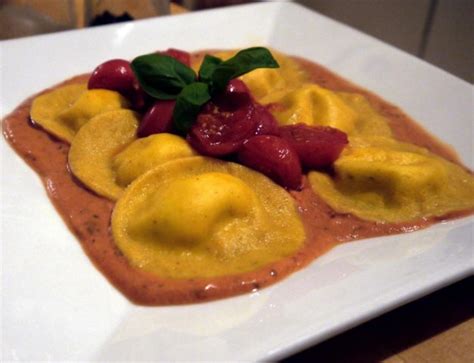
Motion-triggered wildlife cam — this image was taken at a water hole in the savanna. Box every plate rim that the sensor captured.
[1,2,473,361]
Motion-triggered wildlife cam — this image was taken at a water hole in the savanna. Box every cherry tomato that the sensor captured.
[88,59,136,95]
[213,79,252,111]
[187,78,281,156]
[129,84,150,112]
[279,124,348,169]
[160,48,191,67]
[214,80,278,135]
[253,104,279,136]
[238,135,302,190]
[88,58,150,111]
[137,100,176,137]
[187,102,257,157]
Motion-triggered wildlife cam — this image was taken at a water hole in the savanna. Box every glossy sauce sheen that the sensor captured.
[2,58,471,305]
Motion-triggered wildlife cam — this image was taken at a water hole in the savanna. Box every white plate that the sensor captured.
[1,2,472,361]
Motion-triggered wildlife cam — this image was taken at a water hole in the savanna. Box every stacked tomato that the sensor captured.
[88,49,348,190]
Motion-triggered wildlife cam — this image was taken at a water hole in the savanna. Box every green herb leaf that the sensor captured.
[131,54,196,99]
[211,47,279,93]
[173,82,211,134]
[198,55,223,84]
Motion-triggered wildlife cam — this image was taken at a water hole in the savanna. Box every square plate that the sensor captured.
[1,2,472,361]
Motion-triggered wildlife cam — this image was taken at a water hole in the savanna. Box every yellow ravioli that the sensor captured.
[112,157,306,279]
[69,110,139,200]
[309,138,474,222]
[30,83,87,142]
[113,133,196,187]
[30,84,129,143]
[240,50,308,103]
[69,115,197,200]
[57,89,129,134]
[338,93,393,138]
[238,51,392,138]
[271,84,358,133]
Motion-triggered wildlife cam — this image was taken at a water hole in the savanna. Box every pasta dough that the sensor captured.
[112,157,306,279]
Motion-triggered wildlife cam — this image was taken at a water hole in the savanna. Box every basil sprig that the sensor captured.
[210,47,279,93]
[198,55,223,84]
[131,54,196,99]
[173,82,211,134]
[131,47,279,133]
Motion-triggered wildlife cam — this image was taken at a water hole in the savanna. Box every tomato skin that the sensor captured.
[160,48,191,67]
[187,78,281,156]
[238,135,302,190]
[213,79,252,111]
[188,80,254,156]
[88,59,136,94]
[187,103,257,157]
[253,104,279,136]
[217,80,278,135]
[279,124,348,169]
[130,84,151,111]
[137,100,176,137]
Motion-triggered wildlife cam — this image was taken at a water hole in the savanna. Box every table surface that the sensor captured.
[284,276,473,363]
[3,2,473,362]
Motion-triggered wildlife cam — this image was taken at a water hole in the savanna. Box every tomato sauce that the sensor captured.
[2,58,471,305]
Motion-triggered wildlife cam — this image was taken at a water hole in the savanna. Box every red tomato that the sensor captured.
[129,84,151,111]
[279,124,348,169]
[188,78,280,156]
[137,100,176,137]
[88,58,150,111]
[253,104,279,136]
[213,79,252,111]
[238,135,302,190]
[216,80,278,135]
[187,102,257,156]
[160,48,191,67]
[88,59,136,95]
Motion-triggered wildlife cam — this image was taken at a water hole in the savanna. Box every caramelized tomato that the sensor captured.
[238,135,302,190]
[279,124,348,169]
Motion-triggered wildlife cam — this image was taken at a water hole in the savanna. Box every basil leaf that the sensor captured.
[198,55,223,84]
[211,47,279,93]
[131,54,196,99]
[173,82,211,134]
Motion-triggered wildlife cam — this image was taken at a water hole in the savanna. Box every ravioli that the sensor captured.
[58,89,129,134]
[112,157,306,279]
[309,137,474,222]
[30,83,87,142]
[30,84,129,143]
[239,53,389,138]
[240,50,308,102]
[69,109,139,200]
[337,93,392,138]
[113,133,196,187]
[270,84,357,133]
[69,111,196,200]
